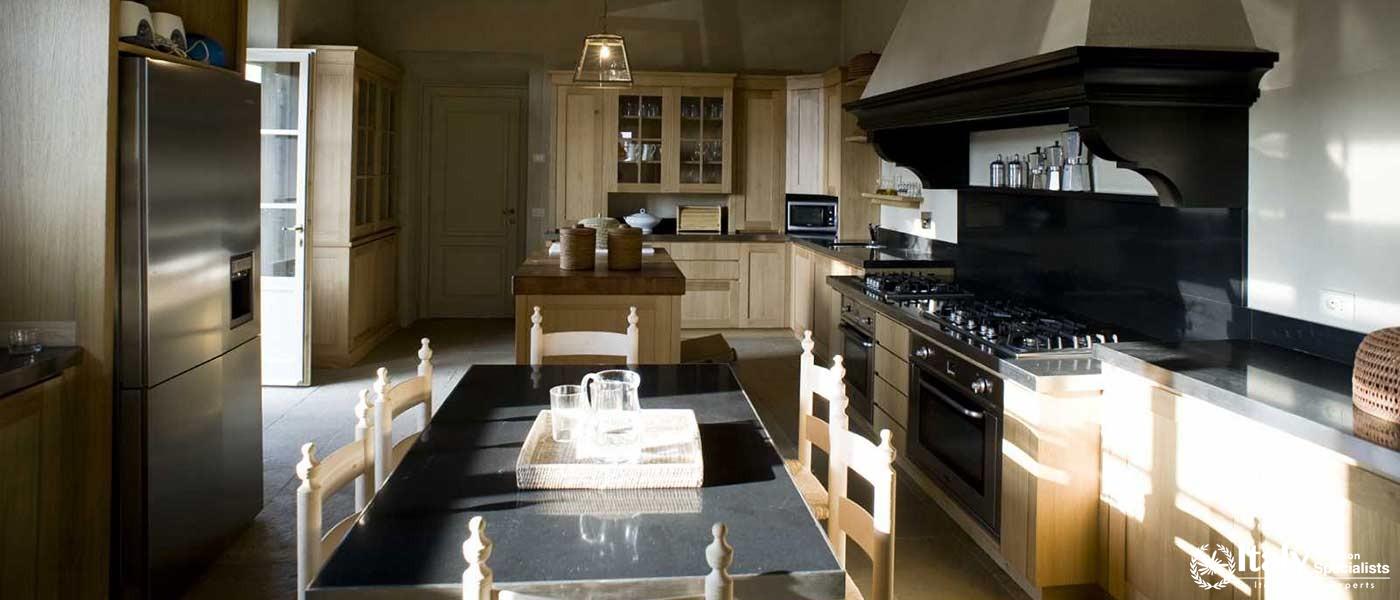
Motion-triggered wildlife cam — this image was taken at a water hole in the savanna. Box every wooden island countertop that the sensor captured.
[511,248,686,296]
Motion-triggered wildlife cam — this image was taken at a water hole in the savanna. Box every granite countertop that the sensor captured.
[513,248,686,296]
[1,346,82,398]
[310,364,844,599]
[791,236,959,270]
[1095,340,1400,481]
[826,276,1102,392]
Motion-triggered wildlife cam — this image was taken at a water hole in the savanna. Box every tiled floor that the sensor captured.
[184,320,1028,600]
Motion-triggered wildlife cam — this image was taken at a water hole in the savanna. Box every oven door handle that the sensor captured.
[839,323,874,348]
[921,380,985,420]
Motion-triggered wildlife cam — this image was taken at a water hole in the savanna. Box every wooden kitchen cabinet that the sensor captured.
[553,82,607,225]
[306,46,402,246]
[789,245,815,336]
[595,73,735,195]
[786,74,826,195]
[743,243,787,326]
[314,232,399,367]
[1097,365,1400,600]
[730,77,787,232]
[306,46,402,367]
[0,368,92,600]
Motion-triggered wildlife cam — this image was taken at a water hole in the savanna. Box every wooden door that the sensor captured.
[733,86,785,232]
[556,86,605,225]
[424,87,525,317]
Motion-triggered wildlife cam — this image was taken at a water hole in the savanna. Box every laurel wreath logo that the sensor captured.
[1189,544,1236,590]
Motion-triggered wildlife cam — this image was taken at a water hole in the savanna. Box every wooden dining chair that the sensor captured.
[783,330,848,521]
[528,305,640,365]
[372,337,434,489]
[826,422,898,600]
[295,391,377,600]
[462,517,735,600]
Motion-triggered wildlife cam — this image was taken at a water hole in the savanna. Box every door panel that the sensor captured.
[425,88,524,317]
[248,48,313,386]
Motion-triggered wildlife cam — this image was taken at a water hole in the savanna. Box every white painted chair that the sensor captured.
[372,338,434,489]
[826,420,898,600]
[528,305,640,365]
[295,391,377,600]
[462,517,735,600]
[783,330,848,521]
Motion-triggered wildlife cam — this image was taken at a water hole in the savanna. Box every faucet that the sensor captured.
[868,223,879,242]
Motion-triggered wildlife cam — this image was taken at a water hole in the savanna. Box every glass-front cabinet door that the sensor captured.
[612,90,666,190]
[678,88,730,192]
[605,85,732,194]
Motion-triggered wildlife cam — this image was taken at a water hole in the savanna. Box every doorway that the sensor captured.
[420,86,526,317]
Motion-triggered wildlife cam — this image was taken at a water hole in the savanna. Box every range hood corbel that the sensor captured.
[848,46,1278,208]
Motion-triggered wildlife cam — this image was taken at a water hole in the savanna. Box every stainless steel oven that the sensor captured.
[838,294,876,424]
[786,194,838,237]
[908,337,1002,536]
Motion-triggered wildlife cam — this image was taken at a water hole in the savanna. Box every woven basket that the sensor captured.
[1354,408,1400,450]
[847,52,881,79]
[607,226,643,271]
[559,227,596,271]
[1354,327,1400,425]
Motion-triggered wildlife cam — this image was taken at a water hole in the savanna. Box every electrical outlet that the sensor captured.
[920,211,933,229]
[530,207,546,218]
[1320,289,1355,321]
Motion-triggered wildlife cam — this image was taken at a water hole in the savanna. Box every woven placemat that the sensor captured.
[517,410,703,490]
[1354,327,1400,425]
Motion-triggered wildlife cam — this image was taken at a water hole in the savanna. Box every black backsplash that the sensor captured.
[955,191,1248,342]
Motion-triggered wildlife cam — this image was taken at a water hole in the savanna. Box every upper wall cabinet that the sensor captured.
[305,46,403,246]
[551,72,734,209]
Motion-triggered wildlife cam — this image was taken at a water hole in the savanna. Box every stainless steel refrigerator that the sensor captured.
[116,56,263,599]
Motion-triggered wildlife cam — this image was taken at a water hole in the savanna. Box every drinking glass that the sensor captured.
[582,369,642,461]
[7,328,42,355]
[549,384,589,443]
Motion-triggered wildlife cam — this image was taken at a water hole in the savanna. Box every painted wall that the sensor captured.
[1243,0,1400,333]
[352,0,841,73]
[840,0,907,59]
[864,0,1255,97]
[284,0,357,45]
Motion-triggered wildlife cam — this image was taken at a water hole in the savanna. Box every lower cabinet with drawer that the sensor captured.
[655,241,787,329]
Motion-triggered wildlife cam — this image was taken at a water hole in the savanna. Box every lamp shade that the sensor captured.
[574,33,632,86]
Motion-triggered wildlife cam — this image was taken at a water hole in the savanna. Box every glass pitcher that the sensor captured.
[582,369,642,460]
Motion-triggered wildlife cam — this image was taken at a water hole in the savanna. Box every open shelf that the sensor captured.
[861,192,922,209]
[843,135,869,143]
[117,42,241,77]
[844,75,871,88]
[958,186,1158,204]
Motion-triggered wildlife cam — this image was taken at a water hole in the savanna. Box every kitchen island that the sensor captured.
[512,248,685,363]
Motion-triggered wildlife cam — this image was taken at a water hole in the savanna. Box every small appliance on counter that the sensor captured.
[677,204,724,234]
[785,193,837,240]
[623,208,661,234]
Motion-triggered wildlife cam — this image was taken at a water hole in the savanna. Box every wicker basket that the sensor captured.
[558,227,596,271]
[847,52,881,80]
[1354,327,1400,425]
[607,226,643,271]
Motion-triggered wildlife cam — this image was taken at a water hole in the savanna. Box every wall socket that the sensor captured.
[920,211,933,229]
[1320,289,1355,321]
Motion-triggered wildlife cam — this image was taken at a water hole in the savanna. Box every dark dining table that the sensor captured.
[308,364,844,599]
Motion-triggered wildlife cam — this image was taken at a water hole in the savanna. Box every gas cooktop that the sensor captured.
[859,272,1123,359]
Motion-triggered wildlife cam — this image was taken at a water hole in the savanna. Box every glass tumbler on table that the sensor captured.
[549,384,589,443]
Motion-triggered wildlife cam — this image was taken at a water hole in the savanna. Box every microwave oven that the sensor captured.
[785,194,838,237]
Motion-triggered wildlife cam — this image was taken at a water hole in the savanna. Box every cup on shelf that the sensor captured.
[7,328,42,356]
[641,143,660,162]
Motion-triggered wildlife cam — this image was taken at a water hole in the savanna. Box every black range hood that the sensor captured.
[846,46,1278,208]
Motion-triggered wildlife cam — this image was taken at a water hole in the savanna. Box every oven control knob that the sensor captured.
[914,346,933,359]
[842,304,853,313]
[862,317,874,326]
[971,377,993,395]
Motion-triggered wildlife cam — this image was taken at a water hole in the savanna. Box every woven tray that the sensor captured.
[517,410,703,490]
